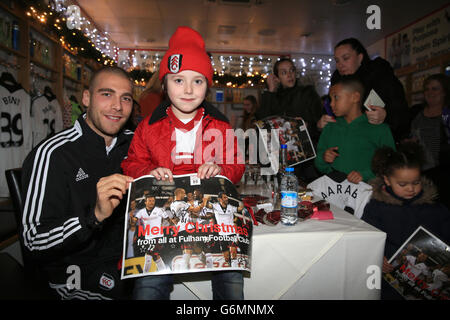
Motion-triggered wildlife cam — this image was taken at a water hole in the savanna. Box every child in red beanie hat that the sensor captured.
[122,26,243,183]
[122,26,245,300]
[159,26,214,86]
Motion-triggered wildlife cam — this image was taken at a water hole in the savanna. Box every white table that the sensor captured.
[170,204,386,300]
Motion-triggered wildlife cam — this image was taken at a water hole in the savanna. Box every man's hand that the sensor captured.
[197,163,221,179]
[95,174,134,222]
[164,196,174,208]
[150,167,174,182]
[323,147,339,163]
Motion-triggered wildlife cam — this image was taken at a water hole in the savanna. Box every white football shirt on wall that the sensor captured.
[30,95,63,147]
[0,85,32,197]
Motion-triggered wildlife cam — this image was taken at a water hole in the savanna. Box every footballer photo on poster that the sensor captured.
[121,174,253,279]
[255,116,316,169]
[384,226,450,300]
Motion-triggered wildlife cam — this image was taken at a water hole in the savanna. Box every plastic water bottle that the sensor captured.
[280,167,298,225]
[276,144,288,190]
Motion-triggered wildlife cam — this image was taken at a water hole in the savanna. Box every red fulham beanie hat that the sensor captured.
[159,26,213,86]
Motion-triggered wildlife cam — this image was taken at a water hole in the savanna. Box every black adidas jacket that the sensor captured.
[21,114,133,297]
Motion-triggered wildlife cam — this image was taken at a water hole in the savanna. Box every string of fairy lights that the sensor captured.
[49,0,117,59]
[25,0,116,66]
[24,1,334,91]
[118,49,334,91]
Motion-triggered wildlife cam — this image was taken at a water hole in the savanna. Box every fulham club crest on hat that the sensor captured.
[169,54,182,73]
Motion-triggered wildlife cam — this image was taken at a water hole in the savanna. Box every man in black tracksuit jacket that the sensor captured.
[20,67,135,299]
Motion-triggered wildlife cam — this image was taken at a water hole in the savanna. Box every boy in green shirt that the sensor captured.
[315,75,395,183]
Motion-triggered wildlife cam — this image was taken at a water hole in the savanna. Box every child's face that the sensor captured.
[383,167,422,199]
[329,84,355,117]
[166,70,208,119]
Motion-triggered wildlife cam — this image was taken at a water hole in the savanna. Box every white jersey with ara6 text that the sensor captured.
[30,95,63,148]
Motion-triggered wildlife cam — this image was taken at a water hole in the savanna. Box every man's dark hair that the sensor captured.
[89,66,132,93]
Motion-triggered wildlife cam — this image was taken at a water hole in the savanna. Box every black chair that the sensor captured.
[4,168,30,268]
[3,168,22,247]
[3,168,56,299]
[5,169,23,226]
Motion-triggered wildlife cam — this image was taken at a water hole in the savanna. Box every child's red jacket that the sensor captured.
[122,100,245,184]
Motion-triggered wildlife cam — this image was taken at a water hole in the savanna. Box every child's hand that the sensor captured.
[317,115,336,130]
[197,163,221,179]
[347,171,362,184]
[382,256,394,274]
[150,167,173,182]
[323,147,339,163]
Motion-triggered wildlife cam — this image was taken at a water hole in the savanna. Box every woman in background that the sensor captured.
[410,73,450,208]
[139,69,165,119]
[323,38,411,142]
[255,57,322,183]
[255,57,322,143]
[242,95,258,131]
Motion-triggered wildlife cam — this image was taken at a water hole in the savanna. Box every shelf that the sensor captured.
[0,42,25,58]
[396,53,450,76]
[0,0,109,123]
[29,23,60,45]
[63,74,83,85]
[30,57,58,73]
[0,1,23,19]
[0,2,27,59]
[394,51,450,107]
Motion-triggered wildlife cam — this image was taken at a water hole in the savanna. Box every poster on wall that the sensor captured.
[386,4,450,69]
[383,226,450,300]
[121,174,253,279]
